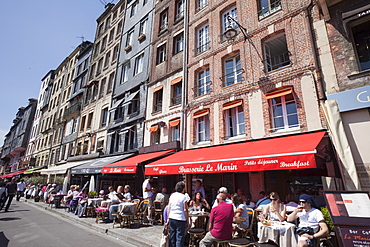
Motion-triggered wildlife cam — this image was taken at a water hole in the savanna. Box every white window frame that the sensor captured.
[126,29,134,47]
[197,0,208,11]
[195,115,210,143]
[122,62,130,83]
[198,68,210,96]
[170,124,180,141]
[222,7,238,33]
[131,1,139,17]
[139,17,148,35]
[174,32,184,54]
[224,55,242,86]
[224,105,245,138]
[197,24,210,54]
[269,93,299,132]
[134,53,144,75]
[157,44,166,64]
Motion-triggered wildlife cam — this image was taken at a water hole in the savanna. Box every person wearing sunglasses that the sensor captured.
[287,194,328,247]
[261,192,286,222]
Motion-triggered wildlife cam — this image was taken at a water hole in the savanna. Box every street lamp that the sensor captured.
[224,16,248,41]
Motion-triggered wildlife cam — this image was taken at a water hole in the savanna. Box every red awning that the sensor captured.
[102,150,175,174]
[145,131,326,175]
[0,169,26,178]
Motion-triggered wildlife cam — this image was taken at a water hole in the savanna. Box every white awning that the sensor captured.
[39,160,88,175]
[122,91,139,106]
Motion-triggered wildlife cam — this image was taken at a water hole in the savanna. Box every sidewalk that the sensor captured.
[25,199,163,247]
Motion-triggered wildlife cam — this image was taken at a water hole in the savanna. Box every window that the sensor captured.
[175,0,184,20]
[195,114,210,143]
[101,35,107,52]
[101,108,109,127]
[263,34,290,72]
[134,53,144,75]
[128,93,140,115]
[159,11,168,32]
[105,17,111,31]
[123,126,136,152]
[99,78,107,98]
[169,119,180,141]
[157,44,166,64]
[110,132,121,153]
[104,51,111,68]
[97,58,103,75]
[98,24,104,36]
[114,105,123,120]
[150,126,161,145]
[139,17,148,35]
[94,42,100,56]
[197,0,208,11]
[197,68,211,96]
[197,24,210,54]
[153,88,163,112]
[107,72,115,93]
[173,32,184,54]
[351,20,370,71]
[224,104,245,138]
[222,7,238,36]
[92,84,98,101]
[109,28,115,42]
[131,1,139,17]
[171,80,182,105]
[116,21,123,38]
[80,115,86,131]
[89,64,96,79]
[269,92,299,131]
[258,0,281,20]
[122,62,130,83]
[126,29,134,47]
[112,45,119,62]
[224,55,243,86]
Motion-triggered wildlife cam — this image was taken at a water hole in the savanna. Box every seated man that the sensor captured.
[108,186,124,222]
[287,194,328,247]
[155,187,169,206]
[212,187,232,208]
[256,191,270,209]
[200,193,234,247]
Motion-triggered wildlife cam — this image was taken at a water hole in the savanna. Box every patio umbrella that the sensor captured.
[89,175,95,192]
[62,170,71,194]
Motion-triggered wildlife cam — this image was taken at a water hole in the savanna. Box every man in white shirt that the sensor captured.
[212,187,232,208]
[287,194,328,247]
[142,176,154,221]
[155,187,170,206]
[16,179,27,201]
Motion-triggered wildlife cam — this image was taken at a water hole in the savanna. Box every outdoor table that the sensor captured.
[257,221,297,247]
[88,198,103,207]
[101,200,112,209]
[233,216,246,224]
[189,211,209,229]
[118,202,137,214]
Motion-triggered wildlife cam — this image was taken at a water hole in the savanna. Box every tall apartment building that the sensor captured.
[107,0,154,154]
[61,41,93,161]
[24,70,55,169]
[315,0,369,192]
[145,0,348,200]
[0,99,37,175]
[143,0,185,149]
[78,1,126,158]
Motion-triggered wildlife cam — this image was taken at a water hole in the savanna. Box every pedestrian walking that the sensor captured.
[4,178,17,212]
[168,181,190,247]
[16,179,26,201]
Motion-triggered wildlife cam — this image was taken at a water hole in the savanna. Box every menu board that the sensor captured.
[324,191,370,226]
[338,227,370,247]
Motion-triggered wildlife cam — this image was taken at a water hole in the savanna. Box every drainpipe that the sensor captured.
[180,0,189,152]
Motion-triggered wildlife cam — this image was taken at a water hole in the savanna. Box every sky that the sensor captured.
[0,0,117,146]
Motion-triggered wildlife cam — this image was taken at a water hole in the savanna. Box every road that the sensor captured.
[0,199,135,247]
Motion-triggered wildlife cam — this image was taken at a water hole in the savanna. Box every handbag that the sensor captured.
[296,226,314,236]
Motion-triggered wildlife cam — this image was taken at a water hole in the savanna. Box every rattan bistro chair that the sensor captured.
[135,199,149,225]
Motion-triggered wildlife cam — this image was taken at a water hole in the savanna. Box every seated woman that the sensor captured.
[64,185,76,206]
[189,191,210,211]
[75,188,90,217]
[261,192,286,222]
[108,186,124,222]
[232,194,250,230]
[284,192,299,212]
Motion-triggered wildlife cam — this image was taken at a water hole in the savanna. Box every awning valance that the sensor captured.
[145,131,326,175]
[0,169,26,178]
[39,160,88,175]
[266,87,293,99]
[71,154,134,174]
[169,119,180,127]
[193,109,209,118]
[223,100,243,110]
[149,125,159,132]
[23,166,47,175]
[102,150,175,174]
[171,77,182,85]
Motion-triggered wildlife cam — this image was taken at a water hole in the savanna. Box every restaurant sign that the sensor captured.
[146,153,316,175]
[102,166,137,174]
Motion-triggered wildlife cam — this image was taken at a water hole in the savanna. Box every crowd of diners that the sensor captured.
[0,176,329,247]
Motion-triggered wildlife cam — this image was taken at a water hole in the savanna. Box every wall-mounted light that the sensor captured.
[224,16,248,41]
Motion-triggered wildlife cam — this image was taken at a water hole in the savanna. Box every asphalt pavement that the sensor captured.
[0,198,163,247]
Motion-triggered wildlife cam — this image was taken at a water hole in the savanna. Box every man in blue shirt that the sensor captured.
[256,191,270,209]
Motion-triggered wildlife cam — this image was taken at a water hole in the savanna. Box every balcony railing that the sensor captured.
[264,51,291,72]
[221,68,244,87]
[171,95,182,106]
[153,101,163,113]
[63,103,81,118]
[196,42,210,54]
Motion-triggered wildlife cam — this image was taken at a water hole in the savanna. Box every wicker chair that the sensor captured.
[134,199,149,225]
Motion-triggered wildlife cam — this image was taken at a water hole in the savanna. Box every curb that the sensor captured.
[26,199,157,247]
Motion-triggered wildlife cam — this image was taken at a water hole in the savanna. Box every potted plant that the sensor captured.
[89,191,98,198]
